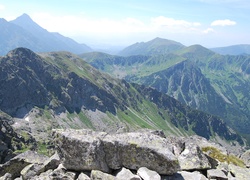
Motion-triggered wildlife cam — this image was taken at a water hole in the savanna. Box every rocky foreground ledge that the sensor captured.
[0,129,250,180]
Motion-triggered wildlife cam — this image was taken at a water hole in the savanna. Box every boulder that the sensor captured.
[162,171,207,180]
[91,170,115,180]
[240,149,250,167]
[207,169,227,180]
[30,170,53,180]
[177,142,211,170]
[40,152,61,172]
[103,131,179,175]
[229,164,250,180]
[179,171,207,180]
[77,172,91,180]
[21,163,43,180]
[137,167,161,180]
[0,173,12,180]
[14,153,60,180]
[53,129,180,175]
[53,129,109,172]
[115,167,141,180]
[31,163,76,180]
[166,136,216,170]
[0,150,48,178]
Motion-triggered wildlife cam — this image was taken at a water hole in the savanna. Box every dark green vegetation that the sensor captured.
[0,14,92,56]
[81,38,250,143]
[0,47,244,156]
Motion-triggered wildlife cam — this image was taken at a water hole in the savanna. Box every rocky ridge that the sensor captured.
[0,129,249,180]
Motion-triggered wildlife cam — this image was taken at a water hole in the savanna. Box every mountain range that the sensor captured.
[0,47,244,151]
[211,44,250,55]
[0,13,249,157]
[0,14,92,56]
[81,37,250,143]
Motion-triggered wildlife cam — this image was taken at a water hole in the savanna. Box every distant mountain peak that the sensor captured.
[0,14,91,55]
[13,13,34,23]
[119,37,185,56]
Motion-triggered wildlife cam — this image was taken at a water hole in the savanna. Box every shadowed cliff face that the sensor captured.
[139,60,226,114]
[0,48,121,117]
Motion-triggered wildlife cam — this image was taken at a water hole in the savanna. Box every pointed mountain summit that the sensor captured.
[119,37,185,56]
[10,13,49,36]
[0,13,92,55]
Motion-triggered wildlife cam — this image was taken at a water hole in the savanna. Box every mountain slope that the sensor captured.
[81,39,250,143]
[119,37,185,56]
[0,14,92,55]
[137,60,249,133]
[80,52,185,79]
[211,44,250,55]
[0,48,244,147]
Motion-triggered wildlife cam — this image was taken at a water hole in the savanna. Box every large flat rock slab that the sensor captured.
[53,129,180,175]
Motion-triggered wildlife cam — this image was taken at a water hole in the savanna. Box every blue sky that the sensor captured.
[0,0,249,48]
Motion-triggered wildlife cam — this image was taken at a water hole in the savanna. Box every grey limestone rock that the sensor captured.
[228,164,250,180]
[53,129,180,175]
[178,142,211,170]
[53,129,109,172]
[115,167,141,180]
[91,170,115,180]
[77,172,91,180]
[207,169,227,180]
[0,173,12,180]
[137,167,161,180]
[240,149,250,167]
[21,163,43,180]
[162,171,207,180]
[103,131,179,175]
[0,150,48,178]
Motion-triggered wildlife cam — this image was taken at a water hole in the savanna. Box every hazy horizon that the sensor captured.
[1,0,250,48]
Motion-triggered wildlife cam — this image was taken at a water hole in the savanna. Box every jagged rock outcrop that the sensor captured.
[0,129,249,179]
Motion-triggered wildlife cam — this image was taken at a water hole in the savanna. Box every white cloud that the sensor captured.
[211,19,236,26]
[32,13,211,45]
[32,13,203,36]
[0,4,5,10]
[203,28,215,34]
[151,16,201,31]
[32,13,148,35]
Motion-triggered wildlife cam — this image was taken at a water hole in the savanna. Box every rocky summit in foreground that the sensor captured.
[0,129,249,179]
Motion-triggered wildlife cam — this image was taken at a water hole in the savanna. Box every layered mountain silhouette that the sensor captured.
[0,14,92,55]
[211,44,250,55]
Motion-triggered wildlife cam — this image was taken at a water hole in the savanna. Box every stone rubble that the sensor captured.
[0,129,249,180]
